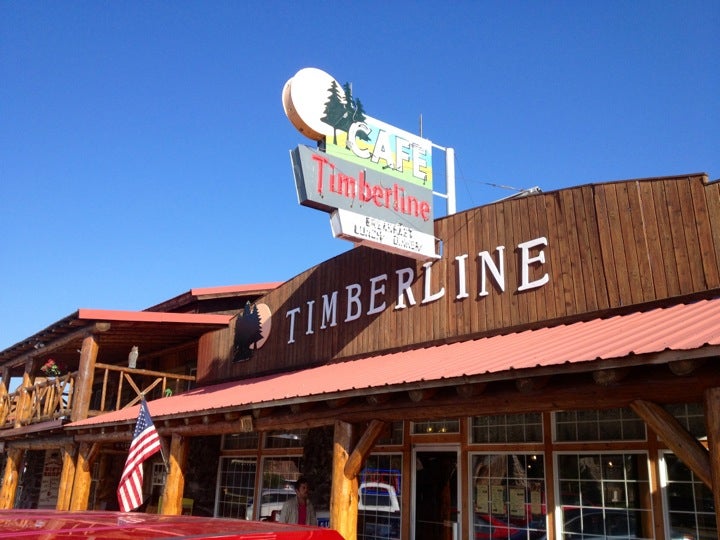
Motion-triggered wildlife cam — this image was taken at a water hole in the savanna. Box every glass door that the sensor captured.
[413,447,459,540]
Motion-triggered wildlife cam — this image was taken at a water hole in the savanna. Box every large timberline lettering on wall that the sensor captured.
[285,236,549,344]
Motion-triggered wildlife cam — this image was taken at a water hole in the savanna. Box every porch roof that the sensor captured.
[0,309,232,370]
[67,296,720,430]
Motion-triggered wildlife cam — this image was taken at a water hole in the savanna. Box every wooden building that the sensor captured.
[0,173,718,539]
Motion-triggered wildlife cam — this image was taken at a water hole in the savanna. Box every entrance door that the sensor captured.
[413,448,459,540]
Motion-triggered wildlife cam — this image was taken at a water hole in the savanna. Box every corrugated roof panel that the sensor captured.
[68,297,720,429]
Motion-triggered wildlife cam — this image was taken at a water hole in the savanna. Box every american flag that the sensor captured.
[117,399,162,512]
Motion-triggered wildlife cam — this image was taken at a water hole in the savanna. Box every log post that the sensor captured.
[703,387,720,528]
[71,335,99,422]
[0,447,24,509]
[630,399,712,487]
[331,420,357,540]
[56,444,77,511]
[14,373,33,428]
[0,380,8,426]
[69,442,97,510]
[160,433,188,515]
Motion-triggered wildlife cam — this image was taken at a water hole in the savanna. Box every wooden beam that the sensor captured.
[344,420,388,479]
[592,368,629,386]
[366,393,392,406]
[456,382,487,398]
[6,436,74,450]
[290,402,315,414]
[630,400,712,487]
[516,376,549,393]
[161,433,188,515]
[408,388,436,402]
[252,407,275,419]
[703,387,720,528]
[327,397,352,409]
[6,323,109,370]
[253,369,720,431]
[669,359,706,376]
[330,421,357,540]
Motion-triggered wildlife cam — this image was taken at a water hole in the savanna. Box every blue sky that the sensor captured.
[1,1,718,350]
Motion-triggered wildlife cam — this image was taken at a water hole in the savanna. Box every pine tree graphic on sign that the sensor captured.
[233,302,263,362]
[321,80,368,146]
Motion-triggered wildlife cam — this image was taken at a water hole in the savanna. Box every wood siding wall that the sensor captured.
[199,174,720,383]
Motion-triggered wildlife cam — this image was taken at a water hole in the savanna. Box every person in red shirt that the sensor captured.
[278,477,317,525]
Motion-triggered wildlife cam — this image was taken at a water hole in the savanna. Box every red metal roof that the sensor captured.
[189,283,284,296]
[76,309,231,325]
[68,297,720,429]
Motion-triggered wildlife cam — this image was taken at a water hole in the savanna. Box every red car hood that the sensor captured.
[0,510,342,539]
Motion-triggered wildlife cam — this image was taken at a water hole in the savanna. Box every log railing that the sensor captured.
[89,363,195,415]
[0,365,195,428]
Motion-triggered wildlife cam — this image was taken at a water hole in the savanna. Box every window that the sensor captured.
[664,403,707,439]
[359,454,402,540]
[471,413,542,443]
[661,452,717,539]
[253,456,303,521]
[376,422,403,446]
[471,453,546,539]
[556,452,652,538]
[554,408,645,442]
[412,419,459,434]
[264,429,308,449]
[215,457,256,519]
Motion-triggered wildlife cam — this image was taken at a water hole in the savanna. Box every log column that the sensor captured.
[703,387,720,528]
[69,442,98,510]
[14,373,33,428]
[331,421,357,540]
[0,447,24,509]
[56,444,77,511]
[71,334,99,422]
[160,433,188,515]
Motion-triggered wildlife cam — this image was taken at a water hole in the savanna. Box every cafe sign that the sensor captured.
[283,68,438,260]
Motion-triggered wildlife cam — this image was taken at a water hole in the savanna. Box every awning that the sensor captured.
[67,296,720,430]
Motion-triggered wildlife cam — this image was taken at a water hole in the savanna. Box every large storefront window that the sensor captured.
[254,456,303,521]
[556,452,652,538]
[661,452,717,540]
[471,453,547,539]
[215,457,256,519]
[358,454,403,540]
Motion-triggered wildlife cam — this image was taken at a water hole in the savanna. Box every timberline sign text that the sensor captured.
[285,236,549,344]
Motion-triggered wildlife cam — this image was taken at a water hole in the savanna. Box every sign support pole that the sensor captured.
[432,144,457,216]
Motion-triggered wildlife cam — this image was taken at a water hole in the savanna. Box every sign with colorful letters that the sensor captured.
[283,68,438,260]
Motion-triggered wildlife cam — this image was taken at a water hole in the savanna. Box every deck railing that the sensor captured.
[89,363,195,415]
[0,365,195,429]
